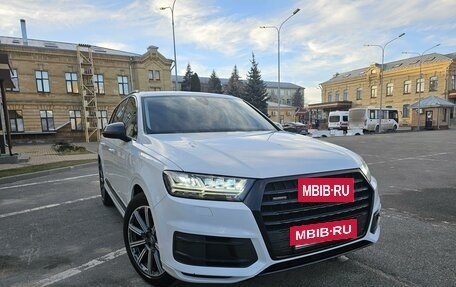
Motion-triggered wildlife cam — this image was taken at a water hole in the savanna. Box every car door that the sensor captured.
[100,98,128,199]
[114,97,138,204]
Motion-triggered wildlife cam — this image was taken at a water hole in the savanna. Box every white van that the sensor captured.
[328,111,349,131]
[349,107,399,133]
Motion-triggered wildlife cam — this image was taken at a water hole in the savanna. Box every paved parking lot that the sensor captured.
[1,130,455,287]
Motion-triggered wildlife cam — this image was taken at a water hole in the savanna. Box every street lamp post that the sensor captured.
[402,44,440,130]
[260,8,300,124]
[365,32,405,132]
[160,0,178,91]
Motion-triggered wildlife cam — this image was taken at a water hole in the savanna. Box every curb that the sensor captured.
[0,162,98,185]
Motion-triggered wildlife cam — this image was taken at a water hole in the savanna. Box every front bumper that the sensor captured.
[153,170,381,284]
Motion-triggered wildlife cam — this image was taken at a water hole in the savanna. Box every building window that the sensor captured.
[328,92,333,102]
[335,92,340,101]
[6,69,19,92]
[343,89,348,101]
[36,70,50,93]
[94,74,105,94]
[9,110,24,132]
[429,76,438,91]
[403,80,411,94]
[443,108,447,122]
[416,78,424,93]
[97,110,108,130]
[386,83,394,96]
[65,72,79,93]
[69,110,82,131]
[118,75,129,95]
[403,104,410,118]
[371,86,377,98]
[148,70,161,81]
[356,88,362,100]
[452,74,456,89]
[40,110,54,131]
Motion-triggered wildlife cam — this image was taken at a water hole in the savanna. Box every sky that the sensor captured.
[1,0,455,104]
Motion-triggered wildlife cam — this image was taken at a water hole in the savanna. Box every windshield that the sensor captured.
[142,95,276,134]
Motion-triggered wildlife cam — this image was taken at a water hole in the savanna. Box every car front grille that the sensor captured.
[258,171,373,260]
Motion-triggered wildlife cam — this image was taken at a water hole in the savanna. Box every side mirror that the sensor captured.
[102,122,131,142]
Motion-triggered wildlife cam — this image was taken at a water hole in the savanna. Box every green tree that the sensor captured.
[292,88,304,108]
[191,73,201,92]
[242,53,269,114]
[225,65,243,98]
[207,70,222,93]
[181,63,193,91]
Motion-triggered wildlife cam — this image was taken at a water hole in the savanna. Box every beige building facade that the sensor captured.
[319,52,456,127]
[0,36,172,143]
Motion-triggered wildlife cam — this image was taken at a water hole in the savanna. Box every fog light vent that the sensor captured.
[173,232,257,268]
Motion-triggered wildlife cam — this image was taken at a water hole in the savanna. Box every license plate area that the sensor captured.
[290,219,358,246]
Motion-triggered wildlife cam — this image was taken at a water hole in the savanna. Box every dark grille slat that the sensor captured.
[261,195,370,213]
[263,188,297,196]
[263,203,370,227]
[261,196,369,217]
[259,171,373,259]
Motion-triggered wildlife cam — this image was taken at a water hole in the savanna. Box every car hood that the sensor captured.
[142,131,362,178]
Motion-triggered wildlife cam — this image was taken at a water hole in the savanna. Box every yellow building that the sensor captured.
[319,52,456,127]
[0,36,172,143]
[266,101,297,123]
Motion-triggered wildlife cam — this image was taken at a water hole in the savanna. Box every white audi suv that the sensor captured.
[98,91,380,286]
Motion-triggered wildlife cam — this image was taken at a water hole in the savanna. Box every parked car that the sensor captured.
[282,121,308,135]
[98,91,380,286]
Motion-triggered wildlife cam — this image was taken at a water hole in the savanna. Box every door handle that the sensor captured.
[108,148,115,153]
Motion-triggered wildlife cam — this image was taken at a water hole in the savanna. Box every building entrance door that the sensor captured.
[425,110,433,129]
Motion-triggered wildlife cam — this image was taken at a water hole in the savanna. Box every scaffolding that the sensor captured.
[77,44,100,142]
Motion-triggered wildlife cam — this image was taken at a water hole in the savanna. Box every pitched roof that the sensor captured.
[410,95,455,108]
[322,52,455,85]
[0,36,139,57]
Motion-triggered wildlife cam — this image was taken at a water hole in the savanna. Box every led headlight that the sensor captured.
[163,171,253,201]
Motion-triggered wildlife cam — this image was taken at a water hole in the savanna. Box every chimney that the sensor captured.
[20,19,28,46]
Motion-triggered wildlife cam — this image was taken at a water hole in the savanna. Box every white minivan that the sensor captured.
[349,107,399,133]
[328,111,349,131]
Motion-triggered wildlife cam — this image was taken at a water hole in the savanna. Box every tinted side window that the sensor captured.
[109,99,128,124]
[122,98,138,139]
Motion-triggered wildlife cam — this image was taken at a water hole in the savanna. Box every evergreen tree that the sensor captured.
[242,53,269,114]
[181,63,193,91]
[292,87,304,108]
[207,70,222,94]
[225,65,243,98]
[191,73,201,92]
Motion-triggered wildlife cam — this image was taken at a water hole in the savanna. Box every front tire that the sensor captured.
[123,193,175,287]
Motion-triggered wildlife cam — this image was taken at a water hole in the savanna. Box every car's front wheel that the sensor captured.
[123,193,175,287]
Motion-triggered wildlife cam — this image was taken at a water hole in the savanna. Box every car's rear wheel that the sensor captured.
[124,193,175,287]
[98,159,113,206]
